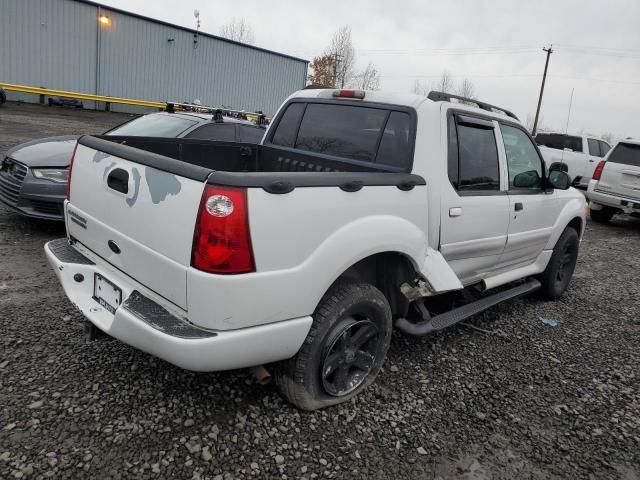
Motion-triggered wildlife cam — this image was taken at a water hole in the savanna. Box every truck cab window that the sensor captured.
[271,103,305,148]
[455,122,500,191]
[376,111,411,168]
[500,124,543,190]
[295,104,387,162]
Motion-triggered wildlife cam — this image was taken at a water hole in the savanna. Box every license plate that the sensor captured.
[93,273,122,314]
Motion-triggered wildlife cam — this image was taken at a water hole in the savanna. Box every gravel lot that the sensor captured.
[1,102,639,480]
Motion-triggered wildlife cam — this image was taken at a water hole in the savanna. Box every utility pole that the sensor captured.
[532,44,553,136]
[332,52,342,88]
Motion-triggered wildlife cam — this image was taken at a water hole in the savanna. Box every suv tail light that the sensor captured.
[66,143,78,200]
[191,186,255,274]
[592,160,606,181]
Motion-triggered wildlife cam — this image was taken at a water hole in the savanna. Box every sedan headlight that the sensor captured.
[32,168,69,183]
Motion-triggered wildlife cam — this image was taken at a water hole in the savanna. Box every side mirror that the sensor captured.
[513,170,541,189]
[548,170,571,190]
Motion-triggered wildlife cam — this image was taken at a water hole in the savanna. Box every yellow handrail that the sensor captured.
[0,83,165,109]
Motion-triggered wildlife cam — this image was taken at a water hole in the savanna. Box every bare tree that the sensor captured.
[601,132,616,145]
[354,62,380,90]
[220,18,255,45]
[456,78,476,99]
[325,25,356,88]
[435,71,454,93]
[412,80,430,97]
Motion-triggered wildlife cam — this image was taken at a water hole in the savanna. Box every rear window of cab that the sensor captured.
[268,101,414,170]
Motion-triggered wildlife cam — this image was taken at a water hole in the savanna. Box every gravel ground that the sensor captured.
[1,102,639,479]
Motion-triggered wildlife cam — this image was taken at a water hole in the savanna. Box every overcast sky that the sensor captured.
[101,0,640,139]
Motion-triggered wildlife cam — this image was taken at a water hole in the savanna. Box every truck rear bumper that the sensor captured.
[45,238,312,372]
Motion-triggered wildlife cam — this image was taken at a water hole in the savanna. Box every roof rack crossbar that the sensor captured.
[427,91,519,121]
[165,101,267,120]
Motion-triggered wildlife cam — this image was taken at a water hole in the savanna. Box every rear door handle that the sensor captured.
[514,202,523,211]
[107,168,129,194]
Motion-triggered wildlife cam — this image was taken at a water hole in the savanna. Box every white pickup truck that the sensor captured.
[46,89,586,410]
[534,132,611,190]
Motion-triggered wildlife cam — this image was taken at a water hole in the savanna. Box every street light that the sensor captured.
[98,15,111,26]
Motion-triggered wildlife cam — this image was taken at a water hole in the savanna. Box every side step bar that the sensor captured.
[396,279,541,336]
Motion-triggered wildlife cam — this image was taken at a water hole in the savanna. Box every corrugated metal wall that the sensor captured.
[0,0,307,114]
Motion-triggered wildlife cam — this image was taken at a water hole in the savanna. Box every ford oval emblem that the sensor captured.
[108,240,121,254]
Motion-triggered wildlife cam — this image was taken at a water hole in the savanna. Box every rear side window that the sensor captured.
[588,139,601,157]
[607,143,640,167]
[600,141,611,156]
[271,103,305,147]
[376,112,411,167]
[450,120,500,191]
[535,133,583,153]
[238,126,265,144]
[295,104,387,162]
[185,124,237,142]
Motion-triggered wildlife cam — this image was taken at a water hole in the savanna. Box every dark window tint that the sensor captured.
[599,141,611,156]
[535,133,583,152]
[376,112,411,168]
[457,123,500,191]
[501,125,543,190]
[271,103,305,148]
[106,114,197,137]
[185,124,236,142]
[607,143,640,167]
[238,126,265,143]
[447,115,459,186]
[295,104,387,162]
[588,138,601,157]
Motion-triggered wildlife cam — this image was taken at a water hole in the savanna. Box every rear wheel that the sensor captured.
[275,282,392,410]
[590,205,615,224]
[539,227,579,300]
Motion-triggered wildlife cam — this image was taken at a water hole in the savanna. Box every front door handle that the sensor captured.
[449,207,462,217]
[514,202,523,212]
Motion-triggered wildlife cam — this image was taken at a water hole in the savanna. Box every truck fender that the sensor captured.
[309,215,463,305]
[545,196,586,249]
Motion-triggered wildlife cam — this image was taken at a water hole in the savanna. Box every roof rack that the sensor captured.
[427,91,519,121]
[165,101,268,125]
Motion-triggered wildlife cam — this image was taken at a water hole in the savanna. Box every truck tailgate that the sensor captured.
[66,138,210,309]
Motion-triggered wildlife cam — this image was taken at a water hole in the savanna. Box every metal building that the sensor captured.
[0,0,308,114]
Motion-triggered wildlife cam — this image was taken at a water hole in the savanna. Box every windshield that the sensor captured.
[106,114,198,137]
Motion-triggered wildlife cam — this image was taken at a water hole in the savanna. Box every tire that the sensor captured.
[274,282,392,410]
[590,205,615,224]
[538,227,579,300]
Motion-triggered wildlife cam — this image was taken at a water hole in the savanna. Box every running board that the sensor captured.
[395,278,541,336]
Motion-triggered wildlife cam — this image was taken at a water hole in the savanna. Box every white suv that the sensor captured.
[587,139,640,223]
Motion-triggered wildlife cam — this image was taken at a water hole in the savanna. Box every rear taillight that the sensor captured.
[592,160,606,181]
[191,186,255,274]
[66,143,78,200]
